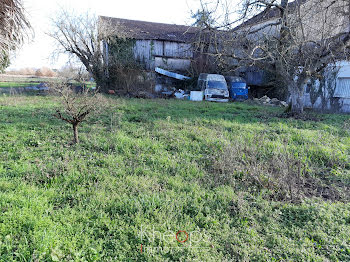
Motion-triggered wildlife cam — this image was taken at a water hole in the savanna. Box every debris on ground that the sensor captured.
[37,83,49,91]
[155,67,191,80]
[174,89,185,99]
[253,95,288,107]
[134,91,157,99]
[24,83,49,91]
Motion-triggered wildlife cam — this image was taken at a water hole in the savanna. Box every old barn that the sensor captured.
[100,16,200,73]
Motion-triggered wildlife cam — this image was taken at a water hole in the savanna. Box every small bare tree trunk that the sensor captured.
[73,123,79,144]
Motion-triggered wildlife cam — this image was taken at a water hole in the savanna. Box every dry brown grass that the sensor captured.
[204,135,348,202]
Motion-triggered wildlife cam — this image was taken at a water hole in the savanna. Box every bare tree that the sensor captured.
[196,0,350,114]
[52,83,105,144]
[48,10,117,92]
[0,0,31,70]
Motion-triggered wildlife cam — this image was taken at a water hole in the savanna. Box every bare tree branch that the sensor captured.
[194,0,350,114]
[0,0,31,69]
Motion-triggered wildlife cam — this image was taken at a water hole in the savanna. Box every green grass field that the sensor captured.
[0,75,95,89]
[0,95,349,261]
[0,82,40,88]
[0,75,55,89]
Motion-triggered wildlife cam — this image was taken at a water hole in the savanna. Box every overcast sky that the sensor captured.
[9,0,206,70]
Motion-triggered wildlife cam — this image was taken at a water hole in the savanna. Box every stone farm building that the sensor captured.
[233,0,350,113]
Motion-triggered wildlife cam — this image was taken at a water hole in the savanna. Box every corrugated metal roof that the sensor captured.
[334,78,350,98]
[99,16,199,43]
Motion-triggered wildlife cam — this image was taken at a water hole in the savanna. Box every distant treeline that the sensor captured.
[6,67,58,77]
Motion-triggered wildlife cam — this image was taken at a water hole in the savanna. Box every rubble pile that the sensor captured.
[254,96,289,107]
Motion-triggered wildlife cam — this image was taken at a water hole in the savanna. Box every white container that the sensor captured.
[155,84,164,92]
[190,91,204,101]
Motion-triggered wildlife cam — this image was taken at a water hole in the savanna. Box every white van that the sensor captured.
[197,73,229,102]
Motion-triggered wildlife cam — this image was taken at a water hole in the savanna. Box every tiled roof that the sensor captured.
[99,16,199,43]
[235,0,306,30]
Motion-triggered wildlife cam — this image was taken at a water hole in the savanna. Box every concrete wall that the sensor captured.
[303,61,350,113]
[239,0,349,41]
[296,0,349,42]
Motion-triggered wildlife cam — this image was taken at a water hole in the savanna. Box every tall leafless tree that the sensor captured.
[196,0,350,114]
[48,10,118,92]
[0,0,31,70]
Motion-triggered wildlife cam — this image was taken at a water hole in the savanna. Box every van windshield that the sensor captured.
[207,81,227,90]
[230,82,246,88]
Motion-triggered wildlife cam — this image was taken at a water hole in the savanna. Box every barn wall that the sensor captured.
[154,57,191,71]
[133,40,154,70]
[133,40,193,71]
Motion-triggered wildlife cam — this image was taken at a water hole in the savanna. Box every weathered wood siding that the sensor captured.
[154,57,191,71]
[133,40,153,69]
[133,40,193,71]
